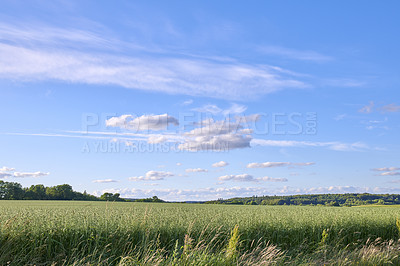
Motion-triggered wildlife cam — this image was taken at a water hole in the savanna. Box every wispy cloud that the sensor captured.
[251,139,370,151]
[0,166,15,172]
[3,130,372,153]
[192,103,247,115]
[192,104,222,115]
[93,179,118,183]
[247,162,290,168]
[258,45,333,62]
[334,114,347,121]
[0,166,49,178]
[218,174,255,182]
[0,173,12,179]
[0,23,307,100]
[359,102,400,114]
[181,99,193,106]
[128,170,174,181]
[377,172,400,176]
[212,161,229,167]
[371,167,400,172]
[246,162,314,168]
[359,101,374,114]
[258,176,288,182]
[185,168,208,173]
[222,104,247,115]
[218,174,288,183]
[13,171,49,178]
[381,104,400,113]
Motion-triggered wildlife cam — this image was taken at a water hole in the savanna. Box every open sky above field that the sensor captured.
[1,0,400,201]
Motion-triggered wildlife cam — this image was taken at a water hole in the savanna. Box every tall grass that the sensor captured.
[0,201,400,265]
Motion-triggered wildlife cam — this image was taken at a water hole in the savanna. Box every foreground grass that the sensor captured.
[1,201,400,265]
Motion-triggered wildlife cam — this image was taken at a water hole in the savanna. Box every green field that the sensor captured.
[1,201,400,265]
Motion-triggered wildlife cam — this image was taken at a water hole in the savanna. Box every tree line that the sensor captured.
[0,180,124,201]
[205,193,400,206]
[3,180,400,206]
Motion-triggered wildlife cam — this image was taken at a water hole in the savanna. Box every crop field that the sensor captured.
[1,201,400,265]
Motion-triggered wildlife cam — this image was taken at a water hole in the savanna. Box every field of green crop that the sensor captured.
[1,201,400,265]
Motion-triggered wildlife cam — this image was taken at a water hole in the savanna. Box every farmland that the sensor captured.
[1,201,400,265]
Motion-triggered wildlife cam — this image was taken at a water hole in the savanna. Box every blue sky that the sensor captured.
[0,1,399,200]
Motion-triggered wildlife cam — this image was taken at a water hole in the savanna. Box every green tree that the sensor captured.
[100,193,123,201]
[0,181,24,200]
[46,184,74,200]
[25,184,47,200]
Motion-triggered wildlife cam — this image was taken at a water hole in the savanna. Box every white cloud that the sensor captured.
[73,115,256,152]
[218,174,288,182]
[185,119,242,137]
[251,139,370,151]
[212,161,229,167]
[178,117,253,151]
[0,166,15,172]
[185,168,208,173]
[146,171,174,179]
[148,136,167,144]
[0,173,12,179]
[218,174,255,182]
[106,114,178,131]
[359,101,374,114]
[378,172,400,176]
[238,128,253,134]
[179,134,251,151]
[258,176,288,182]
[329,142,368,151]
[176,163,182,166]
[247,162,290,168]
[13,171,49,178]
[182,99,193,106]
[247,161,314,168]
[128,176,152,181]
[128,170,174,181]
[93,179,118,183]
[371,167,400,172]
[291,162,316,167]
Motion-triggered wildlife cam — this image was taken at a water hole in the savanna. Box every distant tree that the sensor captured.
[0,181,101,201]
[25,184,47,200]
[135,196,165,203]
[45,184,74,200]
[377,199,385,205]
[100,193,114,201]
[100,192,124,201]
[0,181,24,200]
